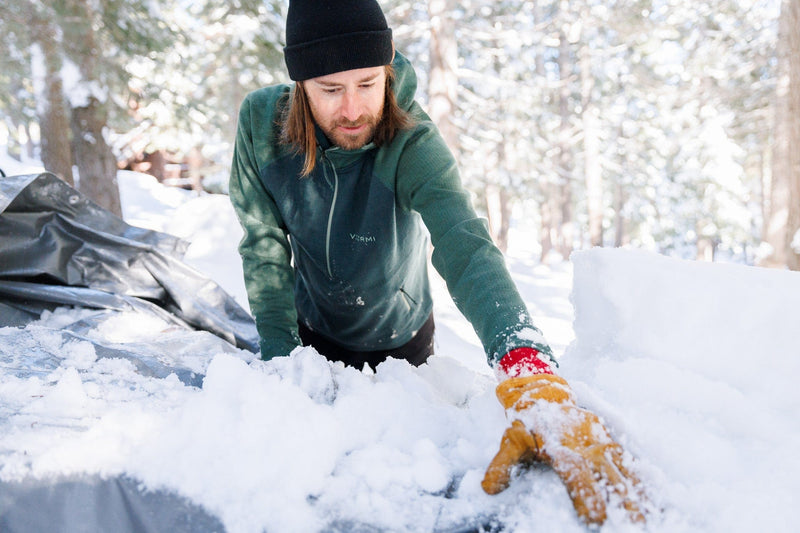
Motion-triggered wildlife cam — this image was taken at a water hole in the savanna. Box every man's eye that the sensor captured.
[360,83,375,90]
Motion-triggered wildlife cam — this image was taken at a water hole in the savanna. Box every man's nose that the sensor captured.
[341,92,361,121]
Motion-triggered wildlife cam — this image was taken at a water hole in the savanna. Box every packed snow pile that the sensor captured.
[562,249,800,532]
[1,171,798,532]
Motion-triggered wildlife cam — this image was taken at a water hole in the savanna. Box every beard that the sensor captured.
[320,115,381,150]
[312,103,384,151]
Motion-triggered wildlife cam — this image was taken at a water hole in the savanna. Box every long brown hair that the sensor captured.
[280,65,413,176]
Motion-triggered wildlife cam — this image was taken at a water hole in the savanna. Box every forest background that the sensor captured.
[1,0,798,269]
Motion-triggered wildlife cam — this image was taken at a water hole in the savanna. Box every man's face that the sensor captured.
[304,66,386,150]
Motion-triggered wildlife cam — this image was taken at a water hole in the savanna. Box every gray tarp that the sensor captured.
[0,173,258,532]
[0,476,225,533]
[0,172,258,353]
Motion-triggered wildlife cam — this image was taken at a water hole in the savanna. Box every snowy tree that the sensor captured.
[0,3,74,183]
[0,0,788,266]
[61,0,179,215]
[0,0,178,214]
[118,0,287,188]
[446,0,778,262]
[427,0,459,152]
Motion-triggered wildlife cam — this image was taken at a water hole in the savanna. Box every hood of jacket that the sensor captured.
[391,52,419,113]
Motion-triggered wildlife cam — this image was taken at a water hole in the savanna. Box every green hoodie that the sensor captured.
[229,53,552,365]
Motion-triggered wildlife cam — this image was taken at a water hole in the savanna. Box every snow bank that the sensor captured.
[561,248,800,532]
[0,150,43,177]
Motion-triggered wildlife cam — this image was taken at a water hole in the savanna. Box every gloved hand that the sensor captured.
[482,350,646,526]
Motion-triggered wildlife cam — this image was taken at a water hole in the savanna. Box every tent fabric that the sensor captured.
[0,172,258,353]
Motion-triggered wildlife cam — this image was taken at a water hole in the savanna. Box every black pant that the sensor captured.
[298,313,435,370]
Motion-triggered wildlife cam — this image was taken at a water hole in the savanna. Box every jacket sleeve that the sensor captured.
[395,120,554,366]
[228,93,301,359]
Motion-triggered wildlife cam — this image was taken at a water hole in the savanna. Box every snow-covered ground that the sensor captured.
[2,166,799,532]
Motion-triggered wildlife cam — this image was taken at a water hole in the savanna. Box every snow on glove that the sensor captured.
[481,373,647,526]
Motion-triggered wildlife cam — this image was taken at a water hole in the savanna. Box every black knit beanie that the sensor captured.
[284,0,393,81]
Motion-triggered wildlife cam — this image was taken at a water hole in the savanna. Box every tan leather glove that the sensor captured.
[482,374,646,526]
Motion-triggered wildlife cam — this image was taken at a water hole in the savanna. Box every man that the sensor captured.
[229,0,646,525]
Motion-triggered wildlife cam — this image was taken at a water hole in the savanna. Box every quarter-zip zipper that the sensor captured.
[322,152,339,278]
[399,287,417,311]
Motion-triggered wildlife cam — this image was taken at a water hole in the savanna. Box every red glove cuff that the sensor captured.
[498,347,553,377]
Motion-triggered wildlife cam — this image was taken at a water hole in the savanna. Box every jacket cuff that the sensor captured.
[498,347,553,378]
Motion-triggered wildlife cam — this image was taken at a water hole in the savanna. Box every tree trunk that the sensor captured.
[763,0,800,269]
[31,17,74,185]
[540,197,554,261]
[785,0,800,270]
[533,0,552,262]
[497,186,511,252]
[427,0,459,152]
[613,179,626,247]
[484,184,511,253]
[71,98,121,216]
[581,45,603,247]
[66,0,121,216]
[696,219,717,261]
[22,122,36,160]
[556,28,574,258]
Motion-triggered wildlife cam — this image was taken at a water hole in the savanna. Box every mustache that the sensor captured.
[335,116,376,128]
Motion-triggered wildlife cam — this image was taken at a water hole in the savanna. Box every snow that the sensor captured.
[1,164,800,532]
[0,149,45,178]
